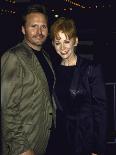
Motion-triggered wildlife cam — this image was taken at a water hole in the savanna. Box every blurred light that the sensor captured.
[64,0,112,9]
[108,4,112,8]
[54,14,59,18]
[16,0,31,2]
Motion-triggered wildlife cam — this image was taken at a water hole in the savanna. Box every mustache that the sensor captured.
[34,34,45,38]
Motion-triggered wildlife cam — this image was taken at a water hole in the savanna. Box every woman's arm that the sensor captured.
[90,63,107,154]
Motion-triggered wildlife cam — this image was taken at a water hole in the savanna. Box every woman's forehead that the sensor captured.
[55,31,69,40]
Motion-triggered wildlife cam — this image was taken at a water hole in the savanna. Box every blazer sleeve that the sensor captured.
[1,51,30,155]
[90,63,107,154]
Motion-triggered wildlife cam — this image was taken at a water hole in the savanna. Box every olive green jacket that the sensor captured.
[1,40,56,155]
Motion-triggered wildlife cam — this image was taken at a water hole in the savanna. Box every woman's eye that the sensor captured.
[65,41,70,44]
[55,42,60,45]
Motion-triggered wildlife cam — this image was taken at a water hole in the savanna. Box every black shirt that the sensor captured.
[55,64,77,115]
[33,49,54,96]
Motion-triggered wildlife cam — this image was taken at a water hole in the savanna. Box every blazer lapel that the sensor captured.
[16,41,55,90]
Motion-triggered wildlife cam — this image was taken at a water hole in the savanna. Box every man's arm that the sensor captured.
[1,52,30,155]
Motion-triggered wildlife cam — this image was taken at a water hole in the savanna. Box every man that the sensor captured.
[1,4,56,155]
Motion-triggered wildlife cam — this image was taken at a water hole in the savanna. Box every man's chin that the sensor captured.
[36,40,46,46]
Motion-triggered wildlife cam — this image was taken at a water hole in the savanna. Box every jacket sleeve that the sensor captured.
[1,51,30,155]
[90,63,107,154]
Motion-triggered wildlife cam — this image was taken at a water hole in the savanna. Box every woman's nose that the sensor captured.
[60,44,65,50]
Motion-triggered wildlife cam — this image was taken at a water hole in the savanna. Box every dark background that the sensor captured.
[1,0,116,82]
[0,0,116,154]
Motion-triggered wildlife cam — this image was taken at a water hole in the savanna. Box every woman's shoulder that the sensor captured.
[79,55,100,68]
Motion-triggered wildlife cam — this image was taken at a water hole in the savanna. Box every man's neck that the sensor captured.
[25,39,42,52]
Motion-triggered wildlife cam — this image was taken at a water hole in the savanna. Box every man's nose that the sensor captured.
[37,27,42,34]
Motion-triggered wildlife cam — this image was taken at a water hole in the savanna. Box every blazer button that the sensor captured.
[49,112,52,115]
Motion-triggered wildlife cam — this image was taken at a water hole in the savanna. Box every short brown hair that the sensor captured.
[50,17,77,40]
[22,4,48,26]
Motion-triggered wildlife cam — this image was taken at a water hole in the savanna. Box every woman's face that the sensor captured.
[52,31,78,60]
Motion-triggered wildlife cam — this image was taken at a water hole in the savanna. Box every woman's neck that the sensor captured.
[61,54,77,66]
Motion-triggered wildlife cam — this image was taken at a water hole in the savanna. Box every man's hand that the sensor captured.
[20,150,35,155]
[91,153,98,155]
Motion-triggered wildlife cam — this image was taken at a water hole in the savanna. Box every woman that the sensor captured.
[50,17,107,155]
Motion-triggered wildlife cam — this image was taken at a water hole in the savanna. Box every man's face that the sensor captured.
[22,12,48,50]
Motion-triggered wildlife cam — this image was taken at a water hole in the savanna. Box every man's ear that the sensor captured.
[22,26,25,35]
[74,37,78,46]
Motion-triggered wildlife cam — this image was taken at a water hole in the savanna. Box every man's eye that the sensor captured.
[42,25,47,29]
[31,25,37,28]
